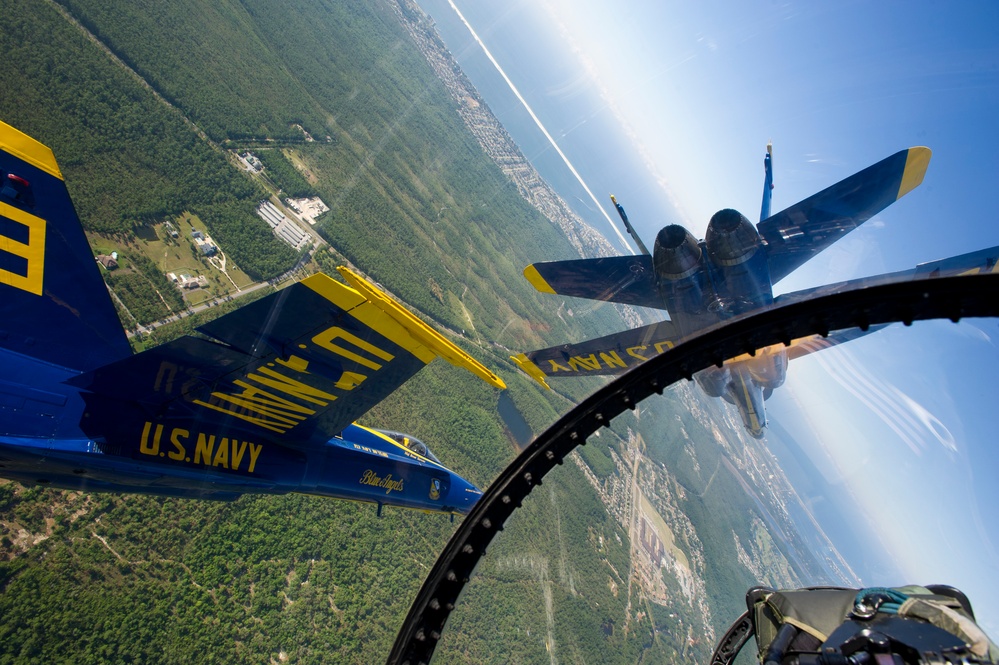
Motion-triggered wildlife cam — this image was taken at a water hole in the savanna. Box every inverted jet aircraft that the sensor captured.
[512,144,999,438]
[0,120,504,514]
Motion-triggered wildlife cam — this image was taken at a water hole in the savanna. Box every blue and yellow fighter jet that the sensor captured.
[0,120,505,514]
[512,144,999,438]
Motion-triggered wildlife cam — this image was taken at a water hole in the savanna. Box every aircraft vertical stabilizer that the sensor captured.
[0,120,131,371]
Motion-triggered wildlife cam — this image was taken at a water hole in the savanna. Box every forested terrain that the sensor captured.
[196,200,300,280]
[432,382,806,664]
[256,150,320,199]
[0,0,295,286]
[102,249,187,323]
[0,0,806,662]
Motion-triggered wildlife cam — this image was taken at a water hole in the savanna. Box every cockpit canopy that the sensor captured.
[373,429,441,464]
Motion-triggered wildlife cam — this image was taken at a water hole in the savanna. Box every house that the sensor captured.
[96,254,118,270]
[177,274,204,290]
[191,229,217,256]
[241,152,262,172]
[195,238,217,256]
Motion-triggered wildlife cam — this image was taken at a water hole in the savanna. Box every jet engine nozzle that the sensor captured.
[654,224,702,279]
[705,209,761,267]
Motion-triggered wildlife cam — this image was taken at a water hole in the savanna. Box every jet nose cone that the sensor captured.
[448,475,483,515]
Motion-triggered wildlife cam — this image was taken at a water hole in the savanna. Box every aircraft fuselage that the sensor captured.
[653,209,776,336]
[653,209,786,435]
[0,349,480,513]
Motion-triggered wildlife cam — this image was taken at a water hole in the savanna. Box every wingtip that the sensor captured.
[523,264,556,294]
[897,146,932,199]
[336,266,506,390]
[0,119,63,180]
[510,353,551,390]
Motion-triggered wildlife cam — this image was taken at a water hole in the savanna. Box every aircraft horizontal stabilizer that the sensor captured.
[336,267,504,389]
[761,147,931,284]
[524,255,662,308]
[512,319,680,387]
[74,270,503,451]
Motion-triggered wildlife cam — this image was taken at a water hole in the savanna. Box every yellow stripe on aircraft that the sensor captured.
[509,353,552,390]
[731,336,831,364]
[302,270,440,364]
[735,371,762,433]
[523,264,557,294]
[959,261,999,276]
[897,147,932,200]
[0,201,46,295]
[0,120,63,180]
[356,425,443,467]
[299,270,368,309]
[335,267,506,390]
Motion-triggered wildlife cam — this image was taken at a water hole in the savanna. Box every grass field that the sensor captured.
[90,212,263,307]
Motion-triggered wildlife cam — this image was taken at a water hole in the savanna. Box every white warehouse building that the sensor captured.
[256,200,311,251]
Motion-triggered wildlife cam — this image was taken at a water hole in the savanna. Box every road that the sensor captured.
[126,253,312,338]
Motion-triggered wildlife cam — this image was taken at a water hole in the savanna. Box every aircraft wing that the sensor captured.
[783,327,889,362]
[71,268,504,449]
[511,319,680,389]
[516,244,999,388]
[774,244,999,307]
[523,255,662,308]
[762,244,999,361]
[760,147,932,284]
[714,327,890,373]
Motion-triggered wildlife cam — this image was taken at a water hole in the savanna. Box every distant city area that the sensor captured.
[393,0,614,261]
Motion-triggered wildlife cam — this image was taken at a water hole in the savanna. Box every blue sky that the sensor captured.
[422,0,999,266]
[417,0,999,634]
[769,321,999,601]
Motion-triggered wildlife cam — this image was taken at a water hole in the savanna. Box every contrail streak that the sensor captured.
[446,0,634,253]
